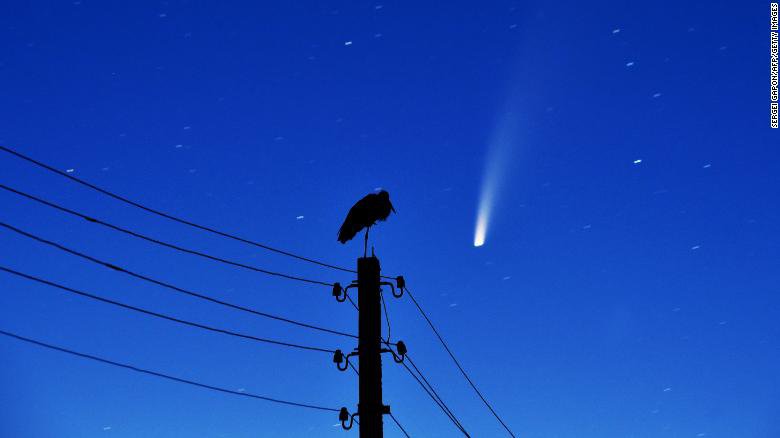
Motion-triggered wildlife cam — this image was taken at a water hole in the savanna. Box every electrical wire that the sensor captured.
[400,360,469,436]
[0,183,334,287]
[0,145,513,433]
[345,292,359,311]
[346,363,407,436]
[404,354,463,429]
[404,286,515,437]
[0,265,337,354]
[342,307,446,437]
[389,413,411,438]
[342,289,466,435]
[0,328,340,412]
[0,145,357,275]
[348,360,359,376]
[380,288,391,343]
[0,221,357,340]
[379,338,467,435]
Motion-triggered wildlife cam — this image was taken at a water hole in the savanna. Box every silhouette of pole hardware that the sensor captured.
[333,281,359,303]
[335,339,408,372]
[339,407,359,430]
[335,255,406,436]
[332,282,343,299]
[395,275,405,291]
[379,280,404,298]
[382,340,408,363]
[333,349,346,368]
[333,348,359,372]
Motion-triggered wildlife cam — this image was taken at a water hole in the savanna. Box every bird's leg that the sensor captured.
[364,227,370,257]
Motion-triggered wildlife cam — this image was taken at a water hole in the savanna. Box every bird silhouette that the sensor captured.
[338,190,396,256]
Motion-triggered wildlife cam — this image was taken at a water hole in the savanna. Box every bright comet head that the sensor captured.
[473,185,494,247]
[473,211,487,247]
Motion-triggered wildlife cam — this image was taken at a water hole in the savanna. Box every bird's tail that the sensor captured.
[337,223,358,243]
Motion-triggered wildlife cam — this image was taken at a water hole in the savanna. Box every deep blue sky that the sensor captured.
[1,1,778,437]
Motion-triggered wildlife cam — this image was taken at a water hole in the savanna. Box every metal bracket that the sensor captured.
[380,281,403,298]
[339,407,359,430]
[333,348,359,372]
[381,340,407,363]
[333,282,359,303]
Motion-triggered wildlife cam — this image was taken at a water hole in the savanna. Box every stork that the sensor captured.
[338,190,396,256]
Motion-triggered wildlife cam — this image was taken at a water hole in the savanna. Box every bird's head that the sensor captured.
[378,190,396,213]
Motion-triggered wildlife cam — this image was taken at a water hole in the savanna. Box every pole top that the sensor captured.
[358,255,381,270]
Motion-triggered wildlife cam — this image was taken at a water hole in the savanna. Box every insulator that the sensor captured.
[332,282,342,297]
[396,340,407,356]
[333,349,344,364]
[339,407,349,422]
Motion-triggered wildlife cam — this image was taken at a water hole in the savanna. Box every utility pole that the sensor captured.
[335,255,404,434]
[357,255,384,437]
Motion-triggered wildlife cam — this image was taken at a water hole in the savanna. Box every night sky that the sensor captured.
[1,1,778,437]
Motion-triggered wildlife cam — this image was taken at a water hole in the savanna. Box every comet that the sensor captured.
[473,111,518,247]
[473,208,488,247]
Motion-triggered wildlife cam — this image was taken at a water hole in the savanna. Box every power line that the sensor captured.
[0,145,356,275]
[348,360,359,376]
[344,288,467,435]
[404,354,467,434]
[346,355,410,437]
[380,288,391,342]
[404,286,515,437]
[1,145,512,434]
[0,183,334,287]
[0,265,337,354]
[379,338,467,435]
[400,359,469,436]
[0,328,340,412]
[389,413,411,438]
[0,221,357,340]
[345,292,359,311]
